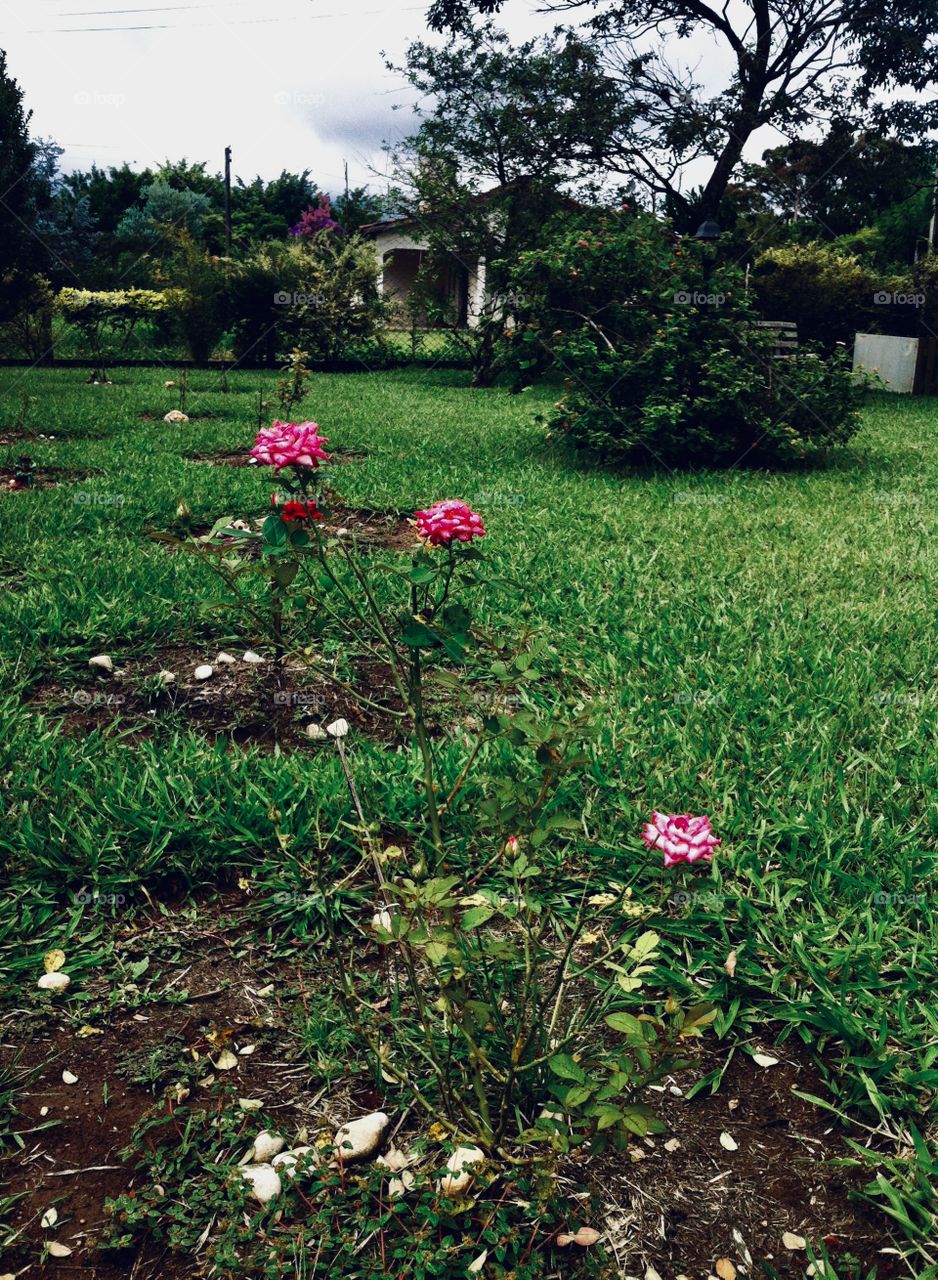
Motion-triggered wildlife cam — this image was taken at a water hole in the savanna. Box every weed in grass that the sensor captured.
[102,1085,604,1280]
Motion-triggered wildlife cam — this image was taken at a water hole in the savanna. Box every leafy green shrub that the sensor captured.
[155,233,230,363]
[229,235,386,368]
[228,241,307,366]
[0,272,55,360]
[279,231,388,368]
[508,213,865,466]
[56,286,170,378]
[752,242,914,347]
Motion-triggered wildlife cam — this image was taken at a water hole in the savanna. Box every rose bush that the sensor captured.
[182,414,723,1167]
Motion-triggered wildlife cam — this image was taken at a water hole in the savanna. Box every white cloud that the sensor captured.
[1,0,556,191]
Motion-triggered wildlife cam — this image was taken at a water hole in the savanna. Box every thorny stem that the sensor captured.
[409,578,444,857]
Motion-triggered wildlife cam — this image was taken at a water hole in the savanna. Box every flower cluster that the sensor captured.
[289,195,342,238]
[251,420,329,472]
[279,499,323,523]
[415,500,486,547]
[641,811,720,868]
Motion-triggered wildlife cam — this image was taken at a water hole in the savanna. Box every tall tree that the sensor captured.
[387,23,634,385]
[424,1,938,227]
[0,49,42,318]
[743,126,935,241]
[393,22,634,192]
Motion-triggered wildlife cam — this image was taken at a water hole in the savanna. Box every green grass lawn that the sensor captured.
[1,366,936,1270]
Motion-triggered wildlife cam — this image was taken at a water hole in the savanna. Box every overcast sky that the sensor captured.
[0,0,569,194]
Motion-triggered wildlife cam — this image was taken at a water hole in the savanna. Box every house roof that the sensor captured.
[360,181,584,237]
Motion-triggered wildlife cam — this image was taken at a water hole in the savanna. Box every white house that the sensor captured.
[361,213,488,328]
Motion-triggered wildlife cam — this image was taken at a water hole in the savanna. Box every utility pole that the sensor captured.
[344,159,349,205]
[928,156,938,255]
[224,145,232,255]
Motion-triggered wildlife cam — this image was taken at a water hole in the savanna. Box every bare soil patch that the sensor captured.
[155,494,418,556]
[0,893,319,1279]
[0,459,99,492]
[186,447,368,467]
[139,409,227,422]
[0,431,66,447]
[599,1042,898,1277]
[26,642,447,747]
[0,892,897,1280]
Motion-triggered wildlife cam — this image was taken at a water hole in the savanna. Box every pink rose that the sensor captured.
[415,500,485,546]
[641,811,720,868]
[250,420,329,472]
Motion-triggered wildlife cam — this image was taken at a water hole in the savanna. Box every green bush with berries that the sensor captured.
[504,211,866,468]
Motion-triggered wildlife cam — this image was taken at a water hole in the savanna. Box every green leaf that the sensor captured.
[620,1104,666,1137]
[408,562,438,584]
[423,941,450,965]
[401,619,438,649]
[549,1053,587,1084]
[563,1084,594,1107]
[605,1011,643,1037]
[460,905,495,930]
[273,560,300,588]
[261,513,287,546]
[593,1105,623,1131]
[631,930,660,959]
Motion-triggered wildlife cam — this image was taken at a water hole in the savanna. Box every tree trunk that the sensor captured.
[694,104,762,223]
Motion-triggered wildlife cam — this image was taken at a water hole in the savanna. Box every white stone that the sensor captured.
[243,650,264,664]
[326,718,349,739]
[272,1152,297,1177]
[38,972,71,993]
[88,654,113,673]
[388,1171,416,1200]
[156,670,176,685]
[251,1131,285,1162]
[782,1232,807,1251]
[216,652,236,665]
[376,1146,409,1172]
[194,664,214,681]
[306,723,328,740]
[163,410,189,424]
[273,1145,316,1177]
[333,1111,389,1162]
[439,1145,485,1195]
[240,1164,281,1205]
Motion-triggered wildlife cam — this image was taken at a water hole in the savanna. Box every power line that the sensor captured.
[24,5,424,32]
[55,1,313,13]
[57,5,219,14]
